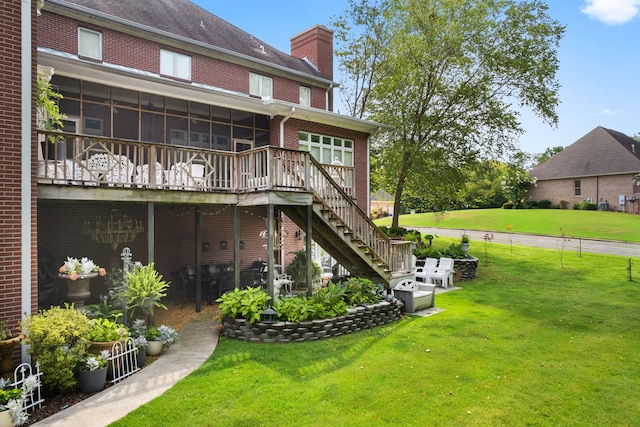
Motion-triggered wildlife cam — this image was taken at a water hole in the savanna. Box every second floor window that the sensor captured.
[78,28,102,60]
[249,73,273,99]
[299,86,311,107]
[160,49,192,80]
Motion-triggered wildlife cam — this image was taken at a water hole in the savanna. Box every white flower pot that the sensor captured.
[146,340,163,356]
[0,409,15,427]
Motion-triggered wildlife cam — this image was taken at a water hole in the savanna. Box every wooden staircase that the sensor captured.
[280,156,413,287]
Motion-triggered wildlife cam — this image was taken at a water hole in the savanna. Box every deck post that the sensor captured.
[306,203,313,296]
[234,205,240,288]
[147,202,154,263]
[195,206,202,312]
[267,204,275,299]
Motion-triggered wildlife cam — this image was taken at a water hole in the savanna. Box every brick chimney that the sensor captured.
[290,25,333,81]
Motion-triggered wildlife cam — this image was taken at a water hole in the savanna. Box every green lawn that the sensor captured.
[375,208,640,242]
[112,243,640,426]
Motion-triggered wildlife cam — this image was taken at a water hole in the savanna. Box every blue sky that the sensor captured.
[192,0,640,155]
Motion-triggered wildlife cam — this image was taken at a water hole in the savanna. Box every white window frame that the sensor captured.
[78,28,102,60]
[249,73,273,99]
[160,49,192,80]
[298,132,354,167]
[299,86,311,107]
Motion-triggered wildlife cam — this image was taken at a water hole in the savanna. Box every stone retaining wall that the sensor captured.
[454,256,478,280]
[220,300,403,343]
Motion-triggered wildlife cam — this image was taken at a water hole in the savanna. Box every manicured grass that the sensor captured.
[375,208,640,242]
[112,243,640,426]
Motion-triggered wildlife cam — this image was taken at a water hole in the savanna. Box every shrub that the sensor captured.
[216,287,271,323]
[538,199,553,209]
[342,277,381,306]
[502,201,515,209]
[274,283,348,322]
[379,226,408,237]
[573,201,597,210]
[22,305,92,394]
[414,243,467,259]
[87,318,129,342]
[559,199,569,209]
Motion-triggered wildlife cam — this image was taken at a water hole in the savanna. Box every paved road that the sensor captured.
[412,227,640,258]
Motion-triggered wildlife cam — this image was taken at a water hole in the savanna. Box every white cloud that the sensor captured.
[580,0,640,25]
[601,108,622,115]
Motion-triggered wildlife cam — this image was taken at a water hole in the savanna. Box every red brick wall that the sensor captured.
[39,12,329,109]
[0,0,37,358]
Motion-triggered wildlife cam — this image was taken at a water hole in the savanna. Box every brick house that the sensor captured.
[528,126,640,213]
[1,0,414,365]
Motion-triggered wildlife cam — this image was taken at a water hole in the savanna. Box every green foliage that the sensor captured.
[342,277,381,306]
[334,0,564,226]
[273,283,348,322]
[534,145,564,164]
[216,287,271,324]
[285,249,322,283]
[502,201,515,209]
[36,76,66,131]
[0,387,22,405]
[145,326,160,341]
[124,263,169,319]
[538,199,553,209]
[573,201,597,211]
[87,318,129,342]
[85,296,123,322]
[21,305,92,394]
[378,226,408,237]
[0,320,12,341]
[414,243,466,259]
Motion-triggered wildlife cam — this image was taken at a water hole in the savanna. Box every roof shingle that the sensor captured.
[530,126,640,180]
[53,0,326,80]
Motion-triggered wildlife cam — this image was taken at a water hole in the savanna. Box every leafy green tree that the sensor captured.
[333,0,564,226]
[534,145,564,164]
[502,151,536,207]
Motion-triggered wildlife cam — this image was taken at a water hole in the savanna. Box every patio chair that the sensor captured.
[427,257,455,288]
[393,279,435,313]
[273,273,293,300]
[414,257,439,283]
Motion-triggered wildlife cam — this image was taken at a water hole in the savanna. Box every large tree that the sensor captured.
[333,0,564,226]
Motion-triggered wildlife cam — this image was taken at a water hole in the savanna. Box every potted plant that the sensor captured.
[129,319,148,366]
[0,321,25,379]
[144,326,163,356]
[58,257,107,312]
[285,249,321,290]
[0,375,39,426]
[77,350,110,394]
[460,233,471,253]
[86,318,128,378]
[157,325,178,348]
[123,263,170,324]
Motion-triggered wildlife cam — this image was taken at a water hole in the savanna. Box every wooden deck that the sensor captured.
[37,131,413,281]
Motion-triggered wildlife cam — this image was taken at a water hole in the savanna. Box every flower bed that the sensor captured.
[220,300,403,343]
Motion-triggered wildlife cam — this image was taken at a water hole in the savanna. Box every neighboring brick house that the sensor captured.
[1,0,414,366]
[528,126,640,213]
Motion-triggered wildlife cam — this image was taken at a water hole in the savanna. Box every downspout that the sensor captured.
[279,107,295,148]
[21,0,33,362]
[325,84,334,111]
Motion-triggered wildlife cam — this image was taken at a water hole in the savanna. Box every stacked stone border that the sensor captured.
[454,256,478,280]
[220,300,403,343]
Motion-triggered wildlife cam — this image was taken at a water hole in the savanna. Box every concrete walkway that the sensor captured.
[32,318,219,427]
[413,227,640,258]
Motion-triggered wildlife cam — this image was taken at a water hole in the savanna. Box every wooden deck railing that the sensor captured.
[37,131,410,275]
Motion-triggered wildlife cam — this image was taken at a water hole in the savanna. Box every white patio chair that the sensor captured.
[414,257,438,283]
[135,162,164,188]
[273,273,294,300]
[427,257,455,288]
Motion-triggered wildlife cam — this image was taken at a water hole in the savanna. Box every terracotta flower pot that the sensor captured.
[0,333,24,377]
